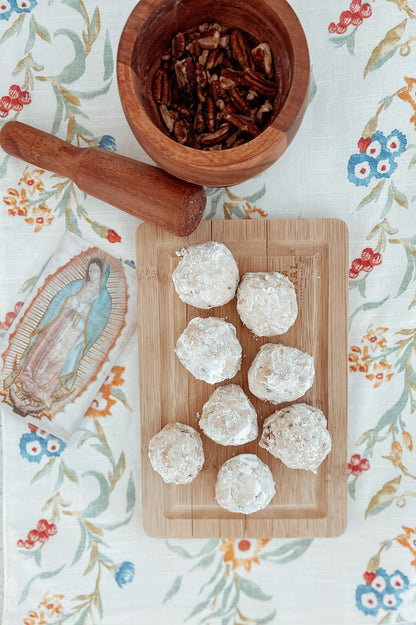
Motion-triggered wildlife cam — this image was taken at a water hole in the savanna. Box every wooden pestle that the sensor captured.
[0,121,206,237]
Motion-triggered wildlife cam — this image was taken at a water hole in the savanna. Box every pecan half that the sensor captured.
[243,68,278,98]
[194,103,205,133]
[199,22,222,33]
[198,29,221,50]
[159,104,178,133]
[210,77,227,101]
[199,123,232,145]
[222,109,260,136]
[175,57,196,102]
[152,68,170,104]
[204,96,216,132]
[172,32,186,58]
[256,99,273,125]
[229,86,251,114]
[251,43,273,78]
[186,39,201,57]
[205,48,223,71]
[196,63,208,89]
[198,49,209,66]
[171,103,193,121]
[174,119,188,144]
[230,29,252,69]
[221,67,246,86]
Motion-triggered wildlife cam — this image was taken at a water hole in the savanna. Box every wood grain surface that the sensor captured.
[0,121,206,236]
[136,219,348,538]
[117,0,310,186]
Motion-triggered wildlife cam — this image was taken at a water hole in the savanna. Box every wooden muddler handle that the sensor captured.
[0,121,206,237]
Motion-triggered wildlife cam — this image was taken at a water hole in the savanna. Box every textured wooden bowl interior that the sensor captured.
[117,0,310,186]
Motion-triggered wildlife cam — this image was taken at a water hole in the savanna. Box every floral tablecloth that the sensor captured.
[1,0,416,623]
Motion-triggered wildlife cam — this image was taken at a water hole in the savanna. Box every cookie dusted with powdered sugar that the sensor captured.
[199,384,258,446]
[148,422,204,484]
[172,241,239,309]
[260,403,331,473]
[175,317,242,384]
[248,343,314,404]
[237,272,298,336]
[215,454,276,514]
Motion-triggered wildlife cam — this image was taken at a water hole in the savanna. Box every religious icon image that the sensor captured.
[0,240,132,432]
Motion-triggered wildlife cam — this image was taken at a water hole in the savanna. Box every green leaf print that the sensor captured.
[349,297,389,330]
[163,575,183,603]
[80,470,111,518]
[53,29,86,84]
[237,576,272,601]
[125,471,136,513]
[103,29,113,81]
[260,539,313,564]
[18,564,66,604]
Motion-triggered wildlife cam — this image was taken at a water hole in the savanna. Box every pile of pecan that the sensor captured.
[151,22,281,150]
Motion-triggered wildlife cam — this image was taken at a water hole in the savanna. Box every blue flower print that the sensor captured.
[365,131,387,160]
[0,0,13,20]
[19,432,46,463]
[370,567,390,594]
[98,135,117,152]
[347,152,376,187]
[389,570,409,594]
[385,130,407,157]
[382,591,403,611]
[356,568,410,617]
[374,152,397,179]
[0,0,36,19]
[348,129,407,187]
[14,0,37,13]
[356,584,383,616]
[115,561,135,588]
[44,435,66,457]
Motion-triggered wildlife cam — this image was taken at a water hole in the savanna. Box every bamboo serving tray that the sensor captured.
[136,219,348,538]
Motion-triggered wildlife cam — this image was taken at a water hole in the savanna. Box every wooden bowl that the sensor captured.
[117,0,310,187]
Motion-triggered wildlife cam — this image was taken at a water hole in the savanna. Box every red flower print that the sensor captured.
[348,454,370,476]
[360,3,372,18]
[328,0,372,35]
[0,96,12,111]
[107,228,121,243]
[349,248,382,279]
[0,85,32,118]
[17,519,57,549]
[8,84,21,99]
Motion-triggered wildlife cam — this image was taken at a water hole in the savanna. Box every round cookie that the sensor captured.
[260,403,331,473]
[175,317,242,384]
[248,343,314,404]
[237,272,298,336]
[199,384,258,446]
[215,454,276,514]
[172,241,239,309]
[148,422,204,484]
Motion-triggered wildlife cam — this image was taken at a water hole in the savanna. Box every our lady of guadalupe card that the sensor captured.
[0,231,137,441]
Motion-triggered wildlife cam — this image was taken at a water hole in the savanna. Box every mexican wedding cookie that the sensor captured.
[199,385,258,446]
[172,241,239,309]
[175,317,242,384]
[148,422,204,484]
[248,343,315,404]
[260,403,332,473]
[237,272,298,336]
[215,454,276,514]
